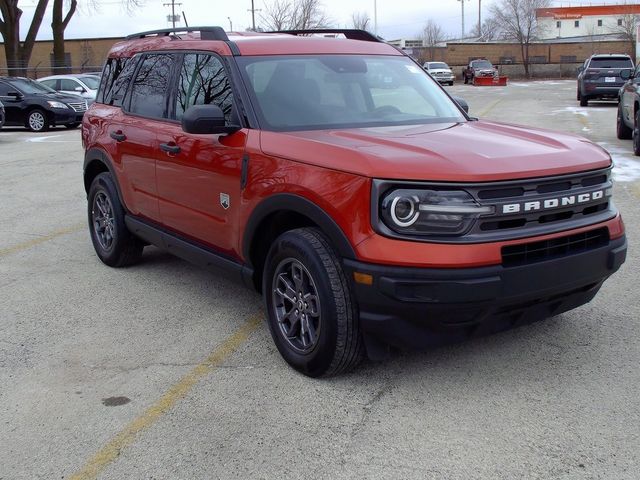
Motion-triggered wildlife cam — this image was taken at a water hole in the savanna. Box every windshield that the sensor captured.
[589,57,633,69]
[238,55,465,131]
[428,63,449,69]
[79,76,100,89]
[9,78,57,94]
[472,60,493,69]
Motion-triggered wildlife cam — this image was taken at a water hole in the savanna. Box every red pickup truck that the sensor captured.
[463,58,498,84]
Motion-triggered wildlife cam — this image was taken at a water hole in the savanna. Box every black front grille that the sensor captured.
[501,227,609,267]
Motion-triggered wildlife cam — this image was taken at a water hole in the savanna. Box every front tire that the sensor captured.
[617,103,632,139]
[26,109,49,132]
[580,95,588,107]
[263,228,364,377]
[88,172,143,267]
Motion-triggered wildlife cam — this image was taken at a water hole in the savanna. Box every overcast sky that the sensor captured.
[14,0,633,41]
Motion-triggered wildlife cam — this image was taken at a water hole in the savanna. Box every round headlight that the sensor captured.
[390,195,419,227]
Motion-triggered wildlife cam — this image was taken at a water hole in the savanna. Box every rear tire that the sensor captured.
[617,103,632,140]
[633,110,640,156]
[463,75,468,84]
[88,172,144,267]
[580,96,588,107]
[263,228,364,377]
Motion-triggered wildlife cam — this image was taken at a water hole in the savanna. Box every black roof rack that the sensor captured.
[125,26,228,41]
[269,29,383,43]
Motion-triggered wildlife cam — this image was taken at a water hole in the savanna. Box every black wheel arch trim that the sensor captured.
[84,148,127,209]
[242,193,357,263]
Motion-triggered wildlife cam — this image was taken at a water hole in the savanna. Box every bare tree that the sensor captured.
[260,0,292,30]
[0,0,49,76]
[608,12,639,58]
[351,11,370,31]
[51,0,144,75]
[470,16,504,41]
[260,0,331,30]
[421,19,445,61]
[488,0,550,78]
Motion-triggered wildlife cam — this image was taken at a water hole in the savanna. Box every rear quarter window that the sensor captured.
[97,57,137,106]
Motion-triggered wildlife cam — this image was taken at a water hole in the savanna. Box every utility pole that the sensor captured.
[163,0,182,29]
[478,0,481,36]
[228,17,233,31]
[457,0,468,39]
[248,0,261,31]
[374,0,378,35]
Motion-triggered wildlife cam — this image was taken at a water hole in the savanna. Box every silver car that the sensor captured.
[423,62,455,86]
[37,74,100,103]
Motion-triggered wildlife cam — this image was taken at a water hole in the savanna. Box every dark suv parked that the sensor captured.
[616,64,640,153]
[83,27,626,377]
[577,54,634,107]
[0,76,88,131]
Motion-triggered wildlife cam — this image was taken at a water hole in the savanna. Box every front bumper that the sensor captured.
[344,234,626,350]
[51,109,84,125]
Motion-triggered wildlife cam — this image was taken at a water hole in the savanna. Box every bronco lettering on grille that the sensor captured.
[501,189,607,214]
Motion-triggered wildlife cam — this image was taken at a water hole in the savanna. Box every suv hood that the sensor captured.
[259,121,611,182]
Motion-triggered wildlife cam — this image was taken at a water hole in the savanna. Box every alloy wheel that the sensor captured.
[92,191,116,251]
[28,111,45,131]
[271,258,322,354]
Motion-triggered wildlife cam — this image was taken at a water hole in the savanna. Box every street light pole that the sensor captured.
[228,17,233,31]
[374,0,378,35]
[457,0,467,38]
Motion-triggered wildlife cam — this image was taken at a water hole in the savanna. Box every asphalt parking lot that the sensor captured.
[1,79,639,480]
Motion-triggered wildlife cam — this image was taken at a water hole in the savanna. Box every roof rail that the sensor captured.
[125,26,229,41]
[269,29,383,43]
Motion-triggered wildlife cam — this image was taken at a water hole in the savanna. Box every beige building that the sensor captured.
[1,37,121,77]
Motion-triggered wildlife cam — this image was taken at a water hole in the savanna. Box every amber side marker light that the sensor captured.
[353,272,374,285]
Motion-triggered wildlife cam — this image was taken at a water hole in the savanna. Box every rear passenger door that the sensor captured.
[155,52,246,255]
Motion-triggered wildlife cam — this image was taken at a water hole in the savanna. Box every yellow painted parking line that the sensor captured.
[0,223,85,257]
[478,99,502,117]
[68,313,263,480]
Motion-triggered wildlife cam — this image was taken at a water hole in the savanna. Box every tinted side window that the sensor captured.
[97,57,136,107]
[175,53,233,122]
[129,54,174,119]
[0,82,11,96]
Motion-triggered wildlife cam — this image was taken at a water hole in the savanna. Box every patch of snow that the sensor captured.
[598,142,640,182]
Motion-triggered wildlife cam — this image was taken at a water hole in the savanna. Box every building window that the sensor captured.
[598,19,603,27]
[556,20,561,28]
[618,18,623,26]
[574,20,580,28]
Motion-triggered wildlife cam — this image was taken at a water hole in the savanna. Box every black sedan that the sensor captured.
[0,76,88,132]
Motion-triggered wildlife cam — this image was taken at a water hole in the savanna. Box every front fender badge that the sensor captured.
[220,193,230,210]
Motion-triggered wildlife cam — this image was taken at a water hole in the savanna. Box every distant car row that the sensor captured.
[0,76,90,131]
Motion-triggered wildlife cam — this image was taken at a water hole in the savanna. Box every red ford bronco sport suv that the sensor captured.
[82,27,627,377]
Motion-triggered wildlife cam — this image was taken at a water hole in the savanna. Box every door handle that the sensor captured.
[159,142,181,154]
[110,130,126,142]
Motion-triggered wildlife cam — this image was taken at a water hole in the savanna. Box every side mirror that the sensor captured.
[74,86,85,92]
[181,104,240,135]
[452,96,469,114]
[621,69,633,80]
